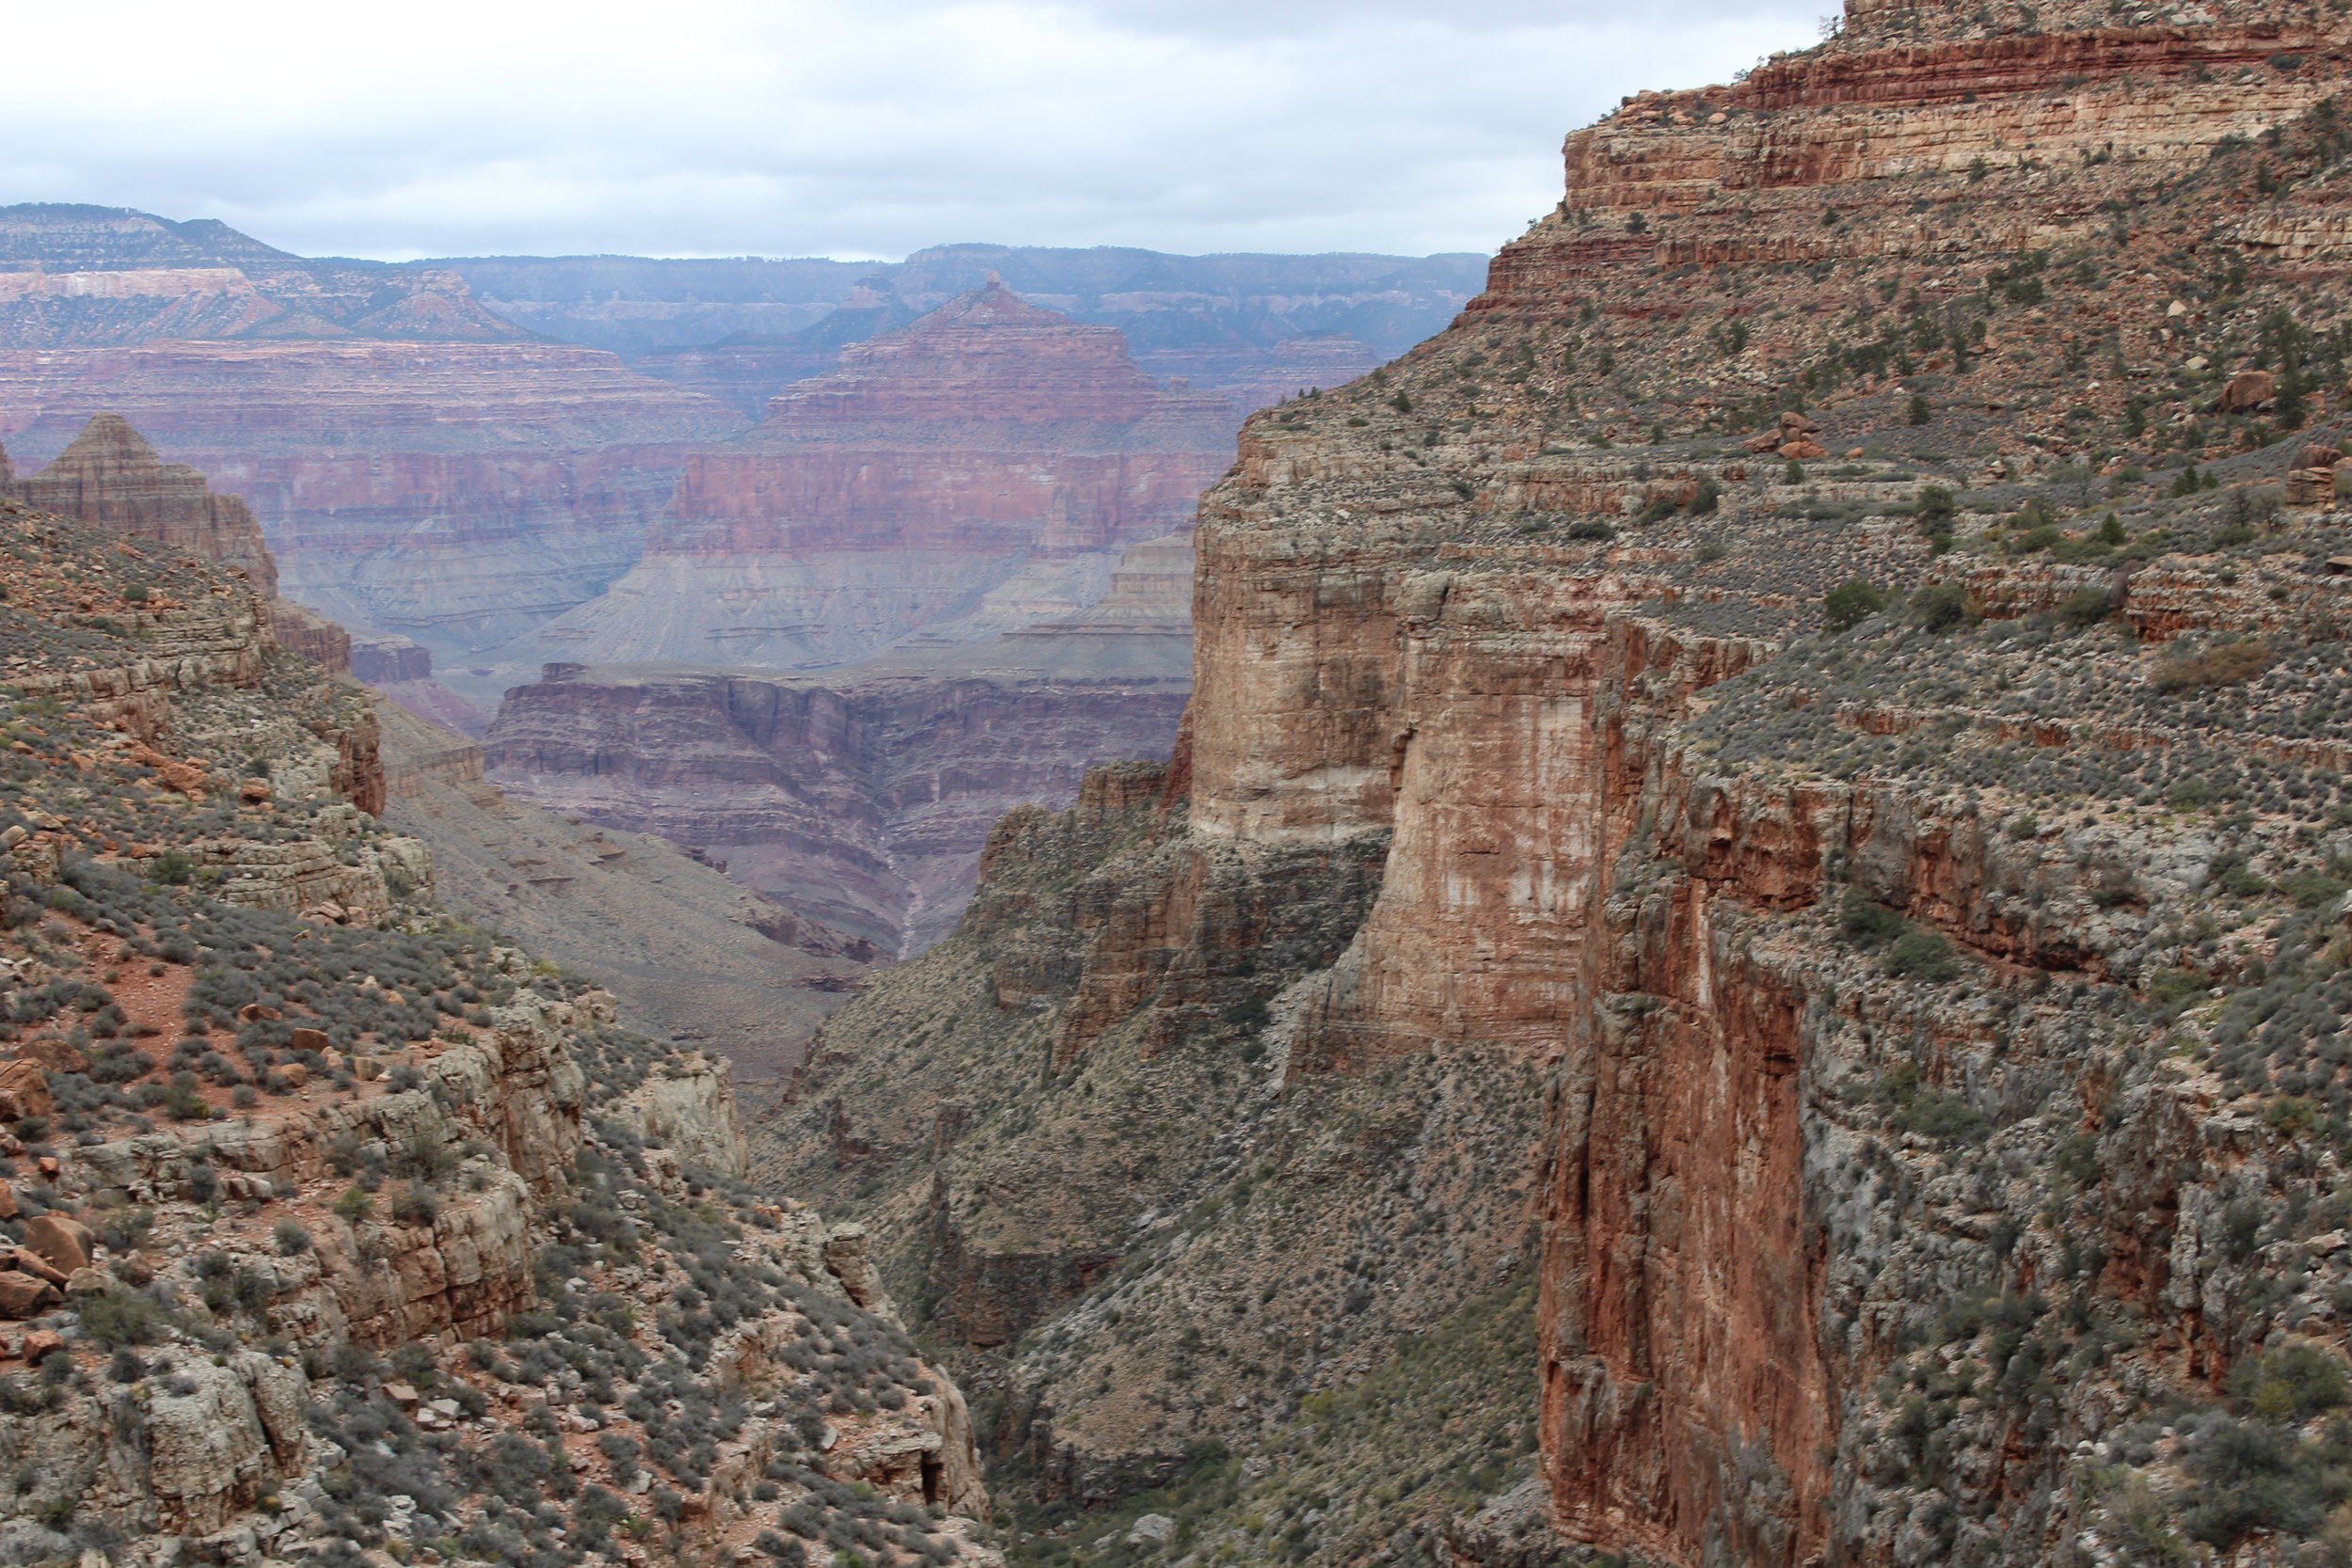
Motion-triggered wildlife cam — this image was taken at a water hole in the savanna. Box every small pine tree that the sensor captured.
[1785,459,1807,483]
[2170,464,2204,497]
[1390,391,1413,414]
[1689,477,1721,515]
[2098,513,2127,546]
[1907,394,1931,425]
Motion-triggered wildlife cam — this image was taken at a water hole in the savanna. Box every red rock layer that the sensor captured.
[6,412,278,594]
[0,341,743,652]
[500,281,1234,673]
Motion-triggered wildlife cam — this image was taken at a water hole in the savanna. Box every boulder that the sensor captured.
[7,1246,67,1286]
[64,1267,105,1296]
[1741,432,1785,453]
[288,1027,329,1053]
[22,1212,92,1275]
[1778,439,1830,461]
[13,1038,86,1073]
[0,1059,51,1121]
[0,1271,59,1320]
[2220,370,2276,411]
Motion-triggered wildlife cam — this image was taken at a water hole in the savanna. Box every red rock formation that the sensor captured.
[494,281,1233,675]
[6,412,278,594]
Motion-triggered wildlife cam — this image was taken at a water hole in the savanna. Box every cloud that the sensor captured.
[0,0,1820,261]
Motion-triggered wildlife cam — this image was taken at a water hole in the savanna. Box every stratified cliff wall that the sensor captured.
[755,2,2352,1563]
[487,535,1196,955]
[0,207,746,656]
[491,280,1232,682]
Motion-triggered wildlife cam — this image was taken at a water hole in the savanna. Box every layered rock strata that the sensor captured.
[481,279,1232,687]
[487,535,1195,954]
[0,207,746,655]
[754,3,2352,1563]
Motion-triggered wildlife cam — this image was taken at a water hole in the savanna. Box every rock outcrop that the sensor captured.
[486,533,1195,954]
[3,412,278,593]
[751,2,2352,1563]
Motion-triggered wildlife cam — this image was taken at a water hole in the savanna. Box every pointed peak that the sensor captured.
[906,277,1070,333]
[53,411,162,469]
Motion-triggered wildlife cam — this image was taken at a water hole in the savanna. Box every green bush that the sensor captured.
[2061,587,2114,627]
[1824,578,1888,632]
[1839,890,1906,947]
[1884,929,1962,981]
[1907,394,1930,425]
[2239,1343,2352,1422]
[1915,484,1957,533]
[1910,582,1974,632]
[81,1289,171,1348]
[1689,477,1721,515]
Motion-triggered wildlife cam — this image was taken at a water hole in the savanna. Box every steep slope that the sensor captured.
[0,495,999,1564]
[485,535,1195,956]
[377,701,880,1085]
[753,3,2352,1564]
[468,280,1232,690]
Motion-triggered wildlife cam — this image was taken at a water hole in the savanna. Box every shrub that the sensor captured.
[332,1185,373,1224]
[2239,1343,2352,1422]
[1839,890,1907,947]
[1907,394,1930,425]
[1884,929,1962,982]
[1689,477,1721,515]
[2153,641,2273,693]
[2061,587,2114,627]
[80,1290,171,1348]
[273,1217,313,1256]
[1910,582,1974,632]
[1824,578,1888,632]
[1914,484,1956,533]
[1565,519,1616,542]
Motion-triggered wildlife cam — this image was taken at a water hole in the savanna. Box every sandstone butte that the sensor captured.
[746,0,2352,1562]
[0,203,746,657]
[0,443,1004,1561]
[485,277,1237,680]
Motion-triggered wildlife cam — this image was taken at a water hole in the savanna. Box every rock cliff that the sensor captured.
[752,2,2352,1563]
[485,534,1195,956]
[0,471,997,1562]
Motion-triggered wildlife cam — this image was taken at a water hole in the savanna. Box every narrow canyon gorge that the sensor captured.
[19,0,2352,1564]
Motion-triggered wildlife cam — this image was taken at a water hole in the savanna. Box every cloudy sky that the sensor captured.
[4,0,1823,263]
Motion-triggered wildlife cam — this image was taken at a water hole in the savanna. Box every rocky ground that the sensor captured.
[0,493,1002,1564]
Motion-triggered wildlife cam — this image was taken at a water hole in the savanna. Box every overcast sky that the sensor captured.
[3,0,1824,263]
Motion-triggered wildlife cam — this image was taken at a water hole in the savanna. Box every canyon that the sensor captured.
[485,532,1195,955]
[472,282,1220,951]
[746,1,2352,1564]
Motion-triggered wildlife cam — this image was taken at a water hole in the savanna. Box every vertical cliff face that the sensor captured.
[755,3,2352,1562]
[491,280,1234,678]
